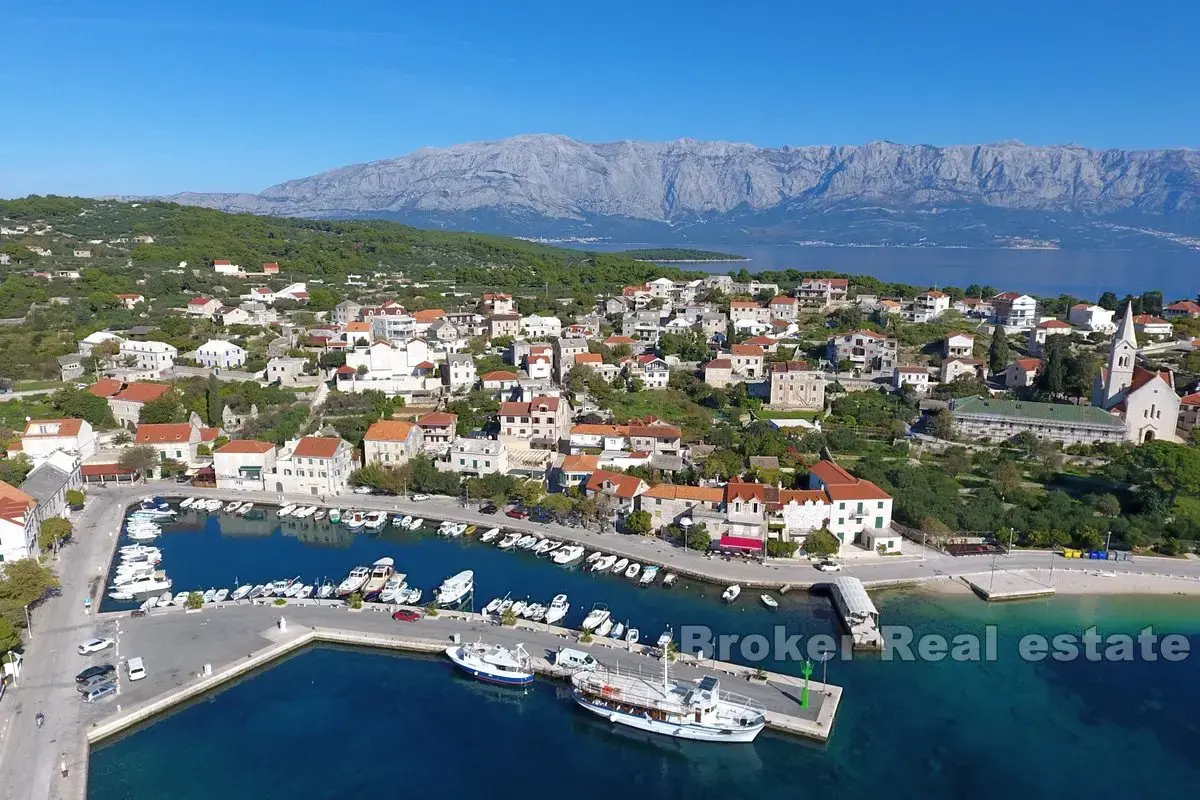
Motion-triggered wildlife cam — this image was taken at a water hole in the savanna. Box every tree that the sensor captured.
[38,517,72,553]
[139,391,185,424]
[930,409,955,440]
[539,493,574,523]
[205,376,225,428]
[0,454,33,487]
[51,387,116,427]
[1098,292,1118,311]
[119,445,159,475]
[802,528,840,557]
[765,540,799,558]
[1035,335,1070,397]
[0,616,20,655]
[186,591,204,610]
[1091,493,1121,517]
[988,325,1010,374]
[625,510,653,536]
[993,460,1023,499]
[65,489,85,508]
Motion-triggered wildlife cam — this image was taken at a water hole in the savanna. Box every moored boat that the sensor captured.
[760,594,778,609]
[498,532,521,549]
[610,558,629,574]
[480,527,502,542]
[722,585,741,603]
[581,604,610,632]
[231,584,253,601]
[625,563,641,580]
[336,566,371,597]
[544,594,569,625]
[639,566,660,586]
[214,588,230,603]
[435,570,474,606]
[406,517,424,530]
[662,573,678,588]
[444,641,534,686]
[362,557,396,598]
[592,554,617,572]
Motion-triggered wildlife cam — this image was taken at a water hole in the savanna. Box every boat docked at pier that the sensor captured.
[570,655,767,742]
[435,570,474,606]
[336,566,371,597]
[444,641,535,686]
[361,557,395,598]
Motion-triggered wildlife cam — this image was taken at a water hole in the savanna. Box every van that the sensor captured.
[82,683,117,703]
[126,657,147,682]
[554,648,597,672]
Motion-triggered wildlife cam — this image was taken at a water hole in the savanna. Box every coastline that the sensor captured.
[922,568,1200,597]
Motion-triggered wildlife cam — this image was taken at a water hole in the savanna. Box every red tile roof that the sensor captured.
[499,402,531,417]
[586,470,646,499]
[1133,315,1170,325]
[135,423,194,444]
[725,480,767,503]
[417,412,457,427]
[114,383,171,404]
[644,483,724,502]
[23,418,84,437]
[88,379,123,398]
[80,463,136,477]
[731,344,763,357]
[1036,319,1071,329]
[561,454,599,473]
[412,309,446,323]
[575,353,603,364]
[1014,358,1041,371]
[215,440,275,454]
[771,360,814,373]
[292,436,344,458]
[809,459,858,486]
[188,297,212,306]
[1180,392,1200,407]
[364,421,417,442]
[705,358,732,370]
[481,370,518,382]
[0,480,36,525]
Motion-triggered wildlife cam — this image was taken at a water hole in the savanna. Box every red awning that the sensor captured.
[718,535,764,551]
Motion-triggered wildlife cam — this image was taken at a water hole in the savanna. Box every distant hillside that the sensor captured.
[619,248,748,262]
[158,134,1200,249]
[0,196,696,291]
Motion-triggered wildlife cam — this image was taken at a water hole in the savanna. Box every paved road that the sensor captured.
[0,487,129,800]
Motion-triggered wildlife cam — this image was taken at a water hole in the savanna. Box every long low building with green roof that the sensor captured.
[948,395,1126,445]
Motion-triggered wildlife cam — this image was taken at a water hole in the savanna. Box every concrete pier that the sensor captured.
[83,601,842,746]
[963,570,1057,601]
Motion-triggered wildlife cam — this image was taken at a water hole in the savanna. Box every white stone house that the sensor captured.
[197,339,247,369]
[214,440,277,491]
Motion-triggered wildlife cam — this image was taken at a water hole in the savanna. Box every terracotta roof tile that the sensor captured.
[292,436,344,458]
[363,421,417,442]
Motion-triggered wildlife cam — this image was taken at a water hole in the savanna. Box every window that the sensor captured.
[875,516,884,528]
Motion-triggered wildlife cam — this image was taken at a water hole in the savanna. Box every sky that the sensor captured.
[2,0,1197,197]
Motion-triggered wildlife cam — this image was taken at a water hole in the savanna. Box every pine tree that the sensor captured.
[988,325,1010,374]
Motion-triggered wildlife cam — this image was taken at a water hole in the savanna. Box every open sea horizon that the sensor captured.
[88,508,1200,799]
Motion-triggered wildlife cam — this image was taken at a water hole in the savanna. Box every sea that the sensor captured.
[90,507,1200,799]
[574,243,1200,300]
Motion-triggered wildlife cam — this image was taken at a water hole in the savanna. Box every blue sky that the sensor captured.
[2,0,1197,197]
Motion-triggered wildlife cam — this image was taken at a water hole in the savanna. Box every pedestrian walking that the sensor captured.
[60,755,68,778]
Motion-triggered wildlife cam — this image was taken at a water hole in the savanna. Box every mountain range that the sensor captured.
[163,135,1200,250]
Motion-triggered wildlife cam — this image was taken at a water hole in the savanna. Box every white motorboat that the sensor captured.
[397,515,413,529]
[533,539,557,556]
[180,497,195,508]
[336,566,371,597]
[595,617,614,637]
[172,591,190,606]
[449,523,468,537]
[400,586,422,605]
[157,591,173,606]
[119,543,160,555]
[610,558,629,574]
[498,532,521,549]
[266,579,291,596]
[328,509,342,523]
[344,512,366,530]
[406,518,424,530]
[552,545,585,565]
[361,557,396,598]
[483,597,505,614]
[444,641,534,686]
[206,499,224,512]
[108,589,134,601]
[238,503,254,516]
[625,563,642,580]
[435,570,474,606]
[760,594,779,609]
[126,529,159,542]
[585,551,603,565]
[141,596,158,611]
[529,605,547,622]
[543,594,569,625]
[293,506,315,519]
[722,585,741,603]
[517,535,539,550]
[113,576,172,595]
[214,588,230,603]
[230,585,253,601]
[639,566,660,586]
[581,604,611,632]
[592,555,617,572]
[277,504,298,518]
[570,655,766,742]
[379,574,407,603]
[202,589,217,603]
[521,603,539,619]
[662,573,678,588]
[283,582,302,598]
[479,527,502,543]
[497,599,513,614]
[225,501,243,513]
[610,621,625,639]
[295,585,313,599]
[248,585,265,600]
[313,509,326,521]
[625,628,640,646]
[510,600,527,616]
[363,511,387,530]
[316,582,334,599]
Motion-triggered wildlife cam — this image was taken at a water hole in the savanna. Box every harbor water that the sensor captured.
[90,505,1200,798]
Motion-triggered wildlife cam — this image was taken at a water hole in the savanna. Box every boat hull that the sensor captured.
[571,691,763,742]
[445,648,534,686]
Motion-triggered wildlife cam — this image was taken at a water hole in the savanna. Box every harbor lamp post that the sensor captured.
[800,659,813,708]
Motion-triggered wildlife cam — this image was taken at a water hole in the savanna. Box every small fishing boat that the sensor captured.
[484,597,506,614]
[396,515,413,528]
[610,557,629,574]
[595,617,614,637]
[407,518,424,530]
[498,532,521,549]
[108,590,134,601]
[529,605,546,622]
[510,600,527,616]
[201,589,217,603]
[231,584,253,601]
[479,527,502,543]
[329,509,342,523]
[544,594,569,625]
[344,511,366,530]
[363,511,387,530]
[180,497,195,508]
[760,594,778,609]
[445,641,534,686]
[435,570,474,606]
[283,582,302,598]
[553,545,585,565]
[625,563,641,580]
[592,554,616,572]
[238,503,254,516]
[464,524,477,536]
[533,539,557,556]
[336,566,371,597]
[639,566,660,586]
[517,535,539,550]
[581,604,611,632]
[722,585,741,603]
[662,573,678,588]
[401,586,422,605]
[316,582,334,599]
[610,621,625,639]
[312,509,327,521]
[450,523,468,537]
[437,520,455,536]
[214,588,230,603]
[625,628,640,646]
[225,501,243,513]
[248,585,265,600]
[276,504,297,518]
[295,585,313,599]
[361,557,396,599]
[586,551,604,565]
[543,541,563,554]
[497,599,514,614]
[172,591,190,606]
[157,591,173,606]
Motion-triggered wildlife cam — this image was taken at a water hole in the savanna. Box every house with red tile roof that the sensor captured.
[135,421,222,467]
[416,412,458,447]
[498,396,571,449]
[363,420,424,467]
[584,469,648,511]
[274,436,353,495]
[89,380,172,429]
[1165,300,1200,319]
[1002,358,1042,389]
[19,418,96,466]
[187,296,222,318]
[214,440,277,491]
[0,479,39,561]
[1093,303,1179,443]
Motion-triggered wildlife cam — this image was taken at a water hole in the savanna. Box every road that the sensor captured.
[0,486,130,800]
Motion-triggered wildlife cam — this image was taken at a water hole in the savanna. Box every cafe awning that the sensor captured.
[718,535,764,551]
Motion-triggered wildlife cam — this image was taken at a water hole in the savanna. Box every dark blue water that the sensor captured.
[577,242,1200,300]
[91,507,1200,799]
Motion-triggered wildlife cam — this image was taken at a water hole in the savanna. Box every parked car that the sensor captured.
[479,503,498,515]
[82,683,118,703]
[129,609,146,618]
[411,493,430,502]
[77,673,116,693]
[126,657,147,682]
[77,637,115,655]
[353,486,374,495]
[506,508,529,520]
[815,560,842,573]
[391,609,421,623]
[75,664,116,684]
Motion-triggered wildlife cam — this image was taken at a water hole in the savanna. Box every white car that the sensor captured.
[353,486,373,495]
[815,560,842,573]
[411,493,430,502]
[77,637,115,655]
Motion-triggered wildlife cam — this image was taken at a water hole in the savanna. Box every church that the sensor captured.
[1092,302,1180,443]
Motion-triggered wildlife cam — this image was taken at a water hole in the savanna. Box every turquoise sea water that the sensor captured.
[90,508,1200,799]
